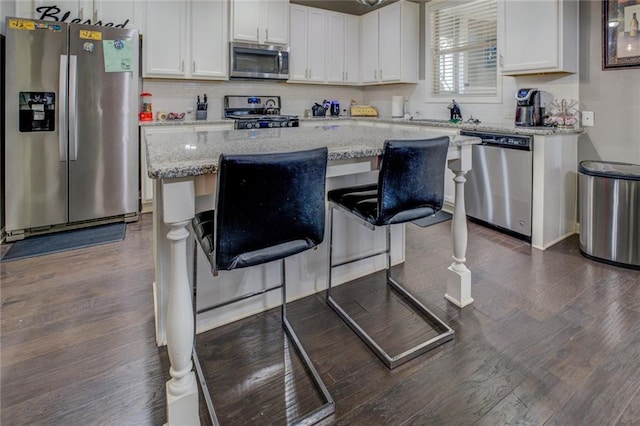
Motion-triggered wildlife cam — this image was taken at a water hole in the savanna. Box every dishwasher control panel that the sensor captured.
[460,131,531,150]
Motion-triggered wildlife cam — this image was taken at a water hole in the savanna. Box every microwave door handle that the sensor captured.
[58,55,68,162]
[278,51,282,74]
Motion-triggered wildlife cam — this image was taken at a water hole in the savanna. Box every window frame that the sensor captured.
[425,0,502,104]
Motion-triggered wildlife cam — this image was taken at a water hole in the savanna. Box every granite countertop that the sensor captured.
[145,122,480,179]
[140,115,583,136]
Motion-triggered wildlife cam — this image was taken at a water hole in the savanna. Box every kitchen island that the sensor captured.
[145,121,480,424]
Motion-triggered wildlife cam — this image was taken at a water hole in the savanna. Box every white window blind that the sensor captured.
[429,0,498,98]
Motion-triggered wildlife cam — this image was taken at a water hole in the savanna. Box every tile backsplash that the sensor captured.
[143,73,579,125]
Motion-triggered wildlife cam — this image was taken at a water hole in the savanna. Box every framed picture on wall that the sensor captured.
[603,0,640,69]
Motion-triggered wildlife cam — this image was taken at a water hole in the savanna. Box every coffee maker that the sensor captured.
[515,88,543,127]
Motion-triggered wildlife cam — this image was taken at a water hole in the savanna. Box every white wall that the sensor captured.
[578,1,640,165]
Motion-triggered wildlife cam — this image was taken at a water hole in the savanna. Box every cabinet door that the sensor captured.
[361,10,379,83]
[344,14,360,84]
[143,1,187,77]
[94,0,141,28]
[326,13,345,84]
[231,0,261,43]
[262,0,289,45]
[288,5,309,81]
[500,0,559,73]
[307,9,326,82]
[190,0,228,79]
[378,2,401,82]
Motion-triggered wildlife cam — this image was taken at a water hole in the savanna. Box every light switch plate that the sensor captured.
[582,111,594,127]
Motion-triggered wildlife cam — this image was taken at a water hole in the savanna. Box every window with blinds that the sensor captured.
[427,0,498,100]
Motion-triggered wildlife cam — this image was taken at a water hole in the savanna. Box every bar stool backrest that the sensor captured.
[214,147,329,271]
[377,137,450,225]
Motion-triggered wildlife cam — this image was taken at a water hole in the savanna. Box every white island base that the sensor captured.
[147,124,478,424]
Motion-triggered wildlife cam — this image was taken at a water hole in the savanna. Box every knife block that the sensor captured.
[196,110,207,120]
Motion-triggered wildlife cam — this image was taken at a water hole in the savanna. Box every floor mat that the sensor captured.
[411,211,452,228]
[2,223,126,262]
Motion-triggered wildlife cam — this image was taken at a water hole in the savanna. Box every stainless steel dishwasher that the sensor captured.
[461,130,533,241]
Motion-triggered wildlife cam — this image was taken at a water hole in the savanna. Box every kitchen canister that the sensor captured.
[392,96,404,118]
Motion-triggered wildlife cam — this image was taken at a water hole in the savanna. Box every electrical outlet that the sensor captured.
[582,111,594,127]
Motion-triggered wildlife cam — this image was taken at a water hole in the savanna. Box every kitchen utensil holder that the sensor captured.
[196,110,207,120]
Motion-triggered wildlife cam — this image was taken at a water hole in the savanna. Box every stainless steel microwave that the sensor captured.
[229,42,289,80]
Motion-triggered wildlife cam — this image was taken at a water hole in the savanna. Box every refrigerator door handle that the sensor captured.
[59,55,68,162]
[69,55,79,161]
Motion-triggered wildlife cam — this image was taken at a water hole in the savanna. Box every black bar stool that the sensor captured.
[191,147,334,425]
[326,137,454,369]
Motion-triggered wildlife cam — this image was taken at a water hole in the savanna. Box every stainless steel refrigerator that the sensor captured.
[4,17,139,241]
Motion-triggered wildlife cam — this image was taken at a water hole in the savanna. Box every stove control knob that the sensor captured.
[268,122,274,128]
[288,122,294,127]
[245,123,253,129]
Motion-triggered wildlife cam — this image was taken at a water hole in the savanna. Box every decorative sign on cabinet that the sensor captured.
[13,0,141,28]
[499,0,578,75]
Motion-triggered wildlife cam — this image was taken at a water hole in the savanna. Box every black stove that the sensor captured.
[224,95,299,130]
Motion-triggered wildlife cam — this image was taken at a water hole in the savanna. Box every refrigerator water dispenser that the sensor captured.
[19,92,56,132]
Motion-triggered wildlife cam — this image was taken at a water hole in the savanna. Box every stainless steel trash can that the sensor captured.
[579,160,640,269]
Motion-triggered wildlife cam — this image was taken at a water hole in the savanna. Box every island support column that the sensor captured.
[162,177,200,425]
[445,145,474,307]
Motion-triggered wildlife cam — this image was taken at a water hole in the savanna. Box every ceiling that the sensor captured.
[289,0,407,16]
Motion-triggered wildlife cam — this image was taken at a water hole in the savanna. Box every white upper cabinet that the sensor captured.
[143,1,186,77]
[344,14,360,84]
[499,0,578,75]
[15,0,140,28]
[360,0,418,85]
[190,0,228,79]
[325,12,360,84]
[361,10,379,83]
[231,0,289,45]
[143,0,227,80]
[289,4,326,83]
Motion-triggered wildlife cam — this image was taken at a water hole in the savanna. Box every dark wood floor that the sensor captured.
[2,213,639,425]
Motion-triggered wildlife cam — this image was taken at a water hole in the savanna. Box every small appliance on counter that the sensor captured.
[140,92,153,122]
[224,95,299,129]
[392,96,404,118]
[515,88,543,127]
[312,103,326,117]
[330,100,340,116]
